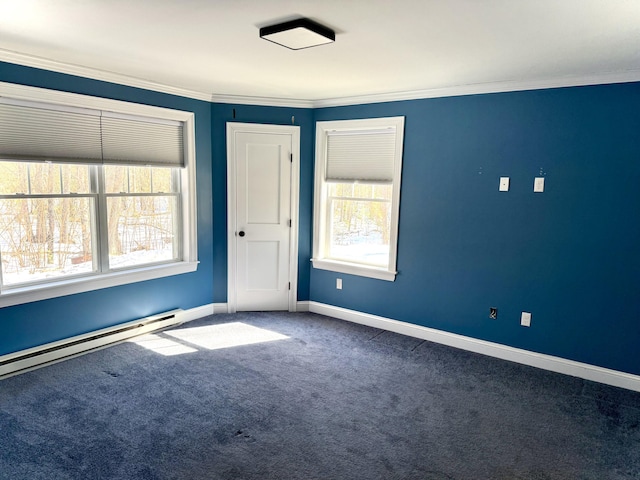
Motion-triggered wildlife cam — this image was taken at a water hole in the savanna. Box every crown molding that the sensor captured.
[2,48,640,109]
[0,49,212,102]
[0,48,314,107]
[210,93,313,108]
[313,70,640,108]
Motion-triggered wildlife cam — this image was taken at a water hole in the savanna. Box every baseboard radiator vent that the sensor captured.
[0,309,184,380]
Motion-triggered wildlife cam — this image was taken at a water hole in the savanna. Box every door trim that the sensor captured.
[226,122,300,313]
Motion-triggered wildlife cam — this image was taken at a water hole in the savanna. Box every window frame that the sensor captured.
[312,117,405,281]
[0,81,198,308]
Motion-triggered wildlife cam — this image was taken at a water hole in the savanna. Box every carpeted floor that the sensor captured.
[1,312,639,480]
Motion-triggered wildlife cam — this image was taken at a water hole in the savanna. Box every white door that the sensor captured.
[227,123,300,312]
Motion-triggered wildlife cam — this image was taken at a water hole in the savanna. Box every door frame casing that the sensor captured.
[226,122,300,313]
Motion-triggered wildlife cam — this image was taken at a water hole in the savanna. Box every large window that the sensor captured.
[0,82,197,307]
[312,117,404,281]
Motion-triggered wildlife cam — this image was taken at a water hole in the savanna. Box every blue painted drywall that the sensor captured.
[310,83,640,375]
[0,61,214,355]
[2,59,639,378]
[210,104,314,303]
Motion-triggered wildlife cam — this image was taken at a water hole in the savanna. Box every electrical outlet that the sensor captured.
[336,278,342,290]
[521,312,532,327]
[489,307,498,319]
[499,177,510,192]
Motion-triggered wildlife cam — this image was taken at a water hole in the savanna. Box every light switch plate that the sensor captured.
[534,177,545,192]
[499,177,510,192]
[521,312,532,327]
[336,278,342,290]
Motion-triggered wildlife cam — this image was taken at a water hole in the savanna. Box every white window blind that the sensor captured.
[0,101,103,164]
[325,128,397,183]
[0,99,184,167]
[101,114,184,167]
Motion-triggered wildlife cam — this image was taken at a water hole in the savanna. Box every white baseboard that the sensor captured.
[179,303,214,323]
[209,302,309,314]
[308,301,640,393]
[296,301,310,312]
[213,303,229,314]
[188,303,229,315]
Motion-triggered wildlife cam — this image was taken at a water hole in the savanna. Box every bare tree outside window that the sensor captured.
[327,183,392,267]
[104,165,178,269]
[0,162,179,287]
[0,162,93,285]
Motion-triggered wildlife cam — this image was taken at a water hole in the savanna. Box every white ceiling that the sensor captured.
[1,0,639,106]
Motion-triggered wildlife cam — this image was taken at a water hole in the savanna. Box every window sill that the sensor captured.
[0,261,199,308]
[311,258,396,281]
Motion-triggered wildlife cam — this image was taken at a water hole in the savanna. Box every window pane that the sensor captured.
[29,163,62,194]
[328,182,392,200]
[353,183,373,198]
[373,184,392,201]
[329,198,391,267]
[127,166,152,193]
[104,165,128,193]
[105,165,174,193]
[0,197,95,285]
[60,164,91,194]
[107,195,178,269]
[105,165,151,193]
[0,162,28,194]
[0,162,90,195]
[151,167,172,193]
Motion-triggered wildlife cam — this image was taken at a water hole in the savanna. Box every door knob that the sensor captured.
[238,231,245,237]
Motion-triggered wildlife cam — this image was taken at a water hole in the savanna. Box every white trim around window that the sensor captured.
[312,117,405,281]
[0,81,198,308]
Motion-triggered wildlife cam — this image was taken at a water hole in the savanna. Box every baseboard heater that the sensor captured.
[0,309,184,380]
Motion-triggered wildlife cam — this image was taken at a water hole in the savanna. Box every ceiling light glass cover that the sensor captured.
[260,18,335,50]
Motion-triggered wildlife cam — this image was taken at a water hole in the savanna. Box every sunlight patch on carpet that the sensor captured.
[129,333,198,356]
[165,322,289,350]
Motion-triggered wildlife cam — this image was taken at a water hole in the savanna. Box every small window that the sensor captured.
[312,117,404,281]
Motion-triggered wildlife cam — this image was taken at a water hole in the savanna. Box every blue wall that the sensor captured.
[310,83,640,376]
[0,62,215,355]
[2,60,639,378]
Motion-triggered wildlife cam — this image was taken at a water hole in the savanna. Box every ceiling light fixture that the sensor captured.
[260,18,335,50]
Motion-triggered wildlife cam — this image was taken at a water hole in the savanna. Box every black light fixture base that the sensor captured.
[260,18,335,50]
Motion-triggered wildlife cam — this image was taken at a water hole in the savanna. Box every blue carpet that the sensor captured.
[1,312,639,479]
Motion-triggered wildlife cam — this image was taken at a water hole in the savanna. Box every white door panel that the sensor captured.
[247,147,282,224]
[229,127,297,312]
[246,241,280,290]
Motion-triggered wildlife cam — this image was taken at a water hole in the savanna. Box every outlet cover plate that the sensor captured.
[521,311,532,327]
